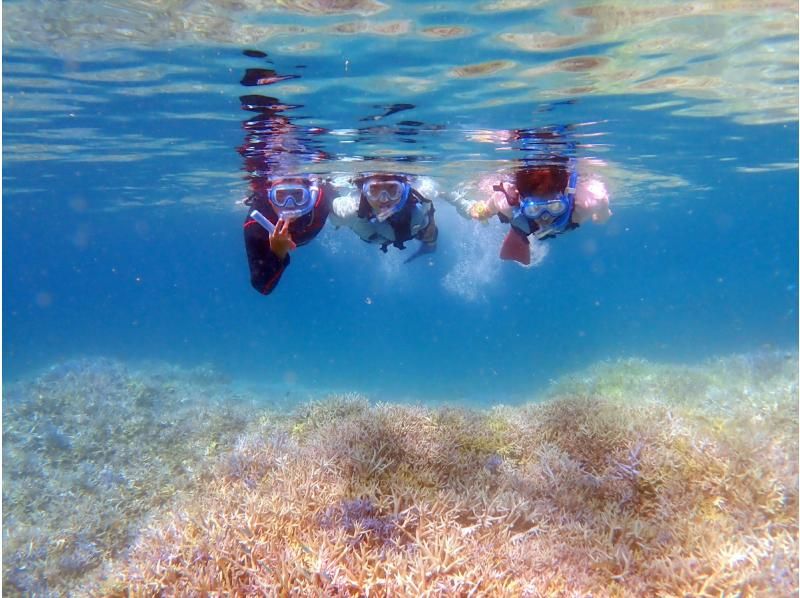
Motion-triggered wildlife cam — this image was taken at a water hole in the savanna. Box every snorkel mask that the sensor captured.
[519,195,570,222]
[267,179,320,219]
[511,193,573,239]
[360,176,411,222]
[508,166,578,238]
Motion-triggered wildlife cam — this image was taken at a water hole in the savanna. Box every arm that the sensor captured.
[416,209,438,245]
[471,177,516,220]
[445,175,515,221]
[404,199,438,264]
[243,217,290,295]
[572,174,612,225]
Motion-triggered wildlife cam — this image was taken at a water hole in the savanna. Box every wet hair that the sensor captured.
[514,163,569,198]
[268,176,313,187]
[352,172,407,186]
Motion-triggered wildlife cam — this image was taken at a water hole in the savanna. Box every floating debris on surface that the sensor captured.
[3,352,797,596]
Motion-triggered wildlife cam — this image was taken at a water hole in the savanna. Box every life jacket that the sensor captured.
[357,188,434,253]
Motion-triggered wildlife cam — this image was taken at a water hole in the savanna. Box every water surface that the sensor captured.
[4,0,798,401]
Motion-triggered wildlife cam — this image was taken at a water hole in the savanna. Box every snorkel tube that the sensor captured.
[250,209,276,234]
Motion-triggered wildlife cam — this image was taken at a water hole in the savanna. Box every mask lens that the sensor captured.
[545,198,566,215]
[272,185,310,208]
[365,181,403,204]
[522,202,543,219]
[522,197,566,219]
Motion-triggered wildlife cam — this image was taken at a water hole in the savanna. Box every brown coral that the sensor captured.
[103,354,798,596]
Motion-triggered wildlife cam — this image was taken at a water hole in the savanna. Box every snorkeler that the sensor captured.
[330,172,438,263]
[243,176,334,294]
[238,51,338,295]
[468,162,611,265]
[448,128,611,265]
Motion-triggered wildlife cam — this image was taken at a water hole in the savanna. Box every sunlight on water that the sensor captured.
[4,0,798,213]
[2,2,798,596]
[5,1,797,123]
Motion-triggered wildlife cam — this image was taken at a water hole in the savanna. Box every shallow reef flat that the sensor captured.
[2,358,264,596]
[3,351,797,596]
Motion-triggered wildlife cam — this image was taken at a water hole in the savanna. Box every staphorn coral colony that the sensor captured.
[3,352,798,596]
[2,358,263,596]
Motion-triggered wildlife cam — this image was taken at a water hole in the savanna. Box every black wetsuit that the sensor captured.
[243,188,331,295]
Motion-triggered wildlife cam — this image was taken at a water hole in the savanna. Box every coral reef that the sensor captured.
[3,351,797,596]
[2,358,269,597]
[100,351,797,596]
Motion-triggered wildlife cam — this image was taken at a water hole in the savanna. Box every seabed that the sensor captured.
[3,352,798,596]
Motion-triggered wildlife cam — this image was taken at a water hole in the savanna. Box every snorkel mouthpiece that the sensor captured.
[250,209,276,234]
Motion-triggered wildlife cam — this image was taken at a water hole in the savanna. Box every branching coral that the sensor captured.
[5,352,797,597]
[98,351,798,596]
[2,358,268,597]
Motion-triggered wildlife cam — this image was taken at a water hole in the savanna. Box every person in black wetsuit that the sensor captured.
[243,175,334,294]
[237,51,335,295]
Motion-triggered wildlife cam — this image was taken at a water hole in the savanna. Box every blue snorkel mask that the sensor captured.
[519,195,570,221]
[267,181,320,219]
[510,168,578,239]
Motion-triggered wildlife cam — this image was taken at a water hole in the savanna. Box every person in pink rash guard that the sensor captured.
[449,160,612,266]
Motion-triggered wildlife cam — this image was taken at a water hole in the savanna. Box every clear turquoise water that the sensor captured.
[3,0,798,403]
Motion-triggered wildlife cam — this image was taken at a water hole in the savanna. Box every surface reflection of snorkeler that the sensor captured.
[449,128,612,265]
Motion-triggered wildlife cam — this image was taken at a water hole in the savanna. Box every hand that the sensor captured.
[269,217,297,260]
[469,202,492,221]
[473,178,516,220]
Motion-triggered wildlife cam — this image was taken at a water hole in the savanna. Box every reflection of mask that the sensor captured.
[267,183,319,218]
[362,179,410,222]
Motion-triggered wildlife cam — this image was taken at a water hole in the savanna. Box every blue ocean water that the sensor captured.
[3,1,798,405]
